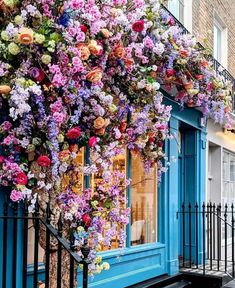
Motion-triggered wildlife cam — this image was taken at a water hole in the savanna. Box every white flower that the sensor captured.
[37,181,46,189]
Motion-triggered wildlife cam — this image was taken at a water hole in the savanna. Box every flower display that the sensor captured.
[0,0,232,276]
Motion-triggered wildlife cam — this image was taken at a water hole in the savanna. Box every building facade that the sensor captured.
[1,1,234,288]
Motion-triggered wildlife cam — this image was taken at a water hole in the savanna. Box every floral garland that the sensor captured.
[0,0,232,275]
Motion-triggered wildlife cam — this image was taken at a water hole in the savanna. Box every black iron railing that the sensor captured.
[161,5,235,112]
[178,203,235,278]
[0,196,90,288]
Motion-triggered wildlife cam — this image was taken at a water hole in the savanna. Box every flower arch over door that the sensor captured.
[0,0,232,278]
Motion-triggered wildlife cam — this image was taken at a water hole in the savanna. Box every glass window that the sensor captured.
[91,151,127,250]
[28,148,85,264]
[168,0,184,23]
[131,154,157,245]
[214,23,222,63]
[223,151,235,203]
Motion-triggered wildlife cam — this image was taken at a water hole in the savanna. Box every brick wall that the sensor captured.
[192,0,235,77]
[164,0,235,77]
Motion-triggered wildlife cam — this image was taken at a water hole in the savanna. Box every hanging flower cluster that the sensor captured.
[0,0,232,275]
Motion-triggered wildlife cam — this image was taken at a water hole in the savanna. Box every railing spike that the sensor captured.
[58,213,63,237]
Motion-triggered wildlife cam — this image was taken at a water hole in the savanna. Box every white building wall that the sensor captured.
[206,119,235,203]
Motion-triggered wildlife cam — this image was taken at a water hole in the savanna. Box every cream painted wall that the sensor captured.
[206,119,235,203]
[207,119,235,151]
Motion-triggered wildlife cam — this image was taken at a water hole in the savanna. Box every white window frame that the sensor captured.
[168,0,192,33]
[213,12,228,68]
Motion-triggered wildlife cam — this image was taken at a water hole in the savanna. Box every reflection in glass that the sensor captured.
[91,152,126,250]
[131,154,157,245]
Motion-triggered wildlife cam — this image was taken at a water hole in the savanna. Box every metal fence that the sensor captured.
[178,203,235,278]
[0,196,90,288]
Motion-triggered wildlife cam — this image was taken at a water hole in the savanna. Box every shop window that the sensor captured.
[28,149,85,264]
[131,154,157,245]
[91,150,158,249]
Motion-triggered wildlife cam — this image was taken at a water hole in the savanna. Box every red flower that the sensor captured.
[168,16,175,26]
[132,20,144,32]
[37,155,51,167]
[66,127,81,139]
[0,156,4,164]
[80,25,88,33]
[16,172,28,185]
[119,121,127,133]
[166,69,175,77]
[195,74,204,81]
[30,67,45,83]
[88,136,97,148]
[82,214,91,227]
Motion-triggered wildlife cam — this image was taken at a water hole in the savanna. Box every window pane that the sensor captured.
[28,149,85,263]
[91,152,126,250]
[131,154,157,245]
[230,156,235,182]
[223,151,229,181]
[168,0,180,20]
[214,24,222,62]
[61,148,84,194]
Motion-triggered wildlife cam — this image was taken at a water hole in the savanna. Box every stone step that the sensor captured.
[164,281,191,288]
[224,280,235,288]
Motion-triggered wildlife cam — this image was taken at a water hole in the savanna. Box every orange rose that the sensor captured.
[18,28,34,45]
[200,59,209,68]
[113,44,126,59]
[179,50,189,58]
[88,40,103,56]
[69,144,79,153]
[86,67,103,82]
[95,128,106,136]
[184,82,194,90]
[77,43,90,60]
[0,85,11,94]
[59,150,71,161]
[94,116,105,129]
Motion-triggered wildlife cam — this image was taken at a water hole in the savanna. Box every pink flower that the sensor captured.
[53,112,66,124]
[10,190,23,202]
[0,156,4,164]
[50,99,63,113]
[3,134,14,146]
[88,136,97,147]
[168,16,175,26]
[68,0,84,9]
[16,172,28,185]
[76,31,86,42]
[1,121,12,131]
[143,36,154,49]
[72,56,83,70]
